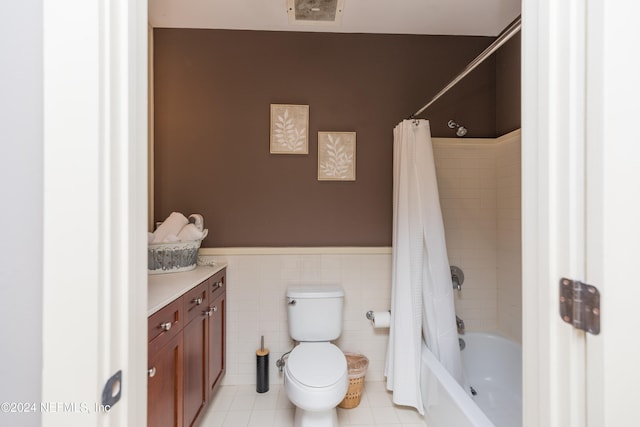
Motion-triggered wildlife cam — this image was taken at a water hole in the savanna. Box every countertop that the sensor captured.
[148,263,228,316]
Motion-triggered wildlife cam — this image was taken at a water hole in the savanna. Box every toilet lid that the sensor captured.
[287,344,347,388]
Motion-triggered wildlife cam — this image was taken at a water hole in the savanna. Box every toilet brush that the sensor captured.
[256,335,269,393]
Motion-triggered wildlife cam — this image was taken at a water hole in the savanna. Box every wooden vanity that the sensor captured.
[147,264,227,427]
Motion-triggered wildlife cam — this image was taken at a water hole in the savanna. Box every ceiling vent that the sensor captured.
[287,0,345,26]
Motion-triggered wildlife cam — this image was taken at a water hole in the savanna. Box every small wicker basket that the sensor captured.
[338,352,369,409]
[339,375,366,409]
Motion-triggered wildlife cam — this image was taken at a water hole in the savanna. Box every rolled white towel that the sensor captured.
[177,223,204,242]
[189,214,204,232]
[164,234,180,243]
[152,212,189,243]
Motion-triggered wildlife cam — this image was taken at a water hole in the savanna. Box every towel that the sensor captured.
[152,212,189,244]
[164,234,180,243]
[177,223,205,242]
[188,213,204,232]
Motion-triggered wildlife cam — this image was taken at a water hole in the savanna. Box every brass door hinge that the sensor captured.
[559,278,600,335]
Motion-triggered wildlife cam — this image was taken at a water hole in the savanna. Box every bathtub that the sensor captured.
[420,332,522,427]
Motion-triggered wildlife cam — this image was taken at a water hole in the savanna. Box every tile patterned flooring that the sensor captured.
[199,381,428,427]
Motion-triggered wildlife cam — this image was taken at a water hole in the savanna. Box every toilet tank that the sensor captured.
[286,285,344,342]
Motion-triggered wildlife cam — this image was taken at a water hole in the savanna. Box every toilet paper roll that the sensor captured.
[371,311,391,328]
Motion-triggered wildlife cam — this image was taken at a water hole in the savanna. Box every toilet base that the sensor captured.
[293,406,339,427]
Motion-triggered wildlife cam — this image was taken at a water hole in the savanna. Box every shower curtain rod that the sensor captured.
[409,15,522,119]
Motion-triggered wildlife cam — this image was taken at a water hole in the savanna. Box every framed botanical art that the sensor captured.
[317,131,356,181]
[270,104,309,154]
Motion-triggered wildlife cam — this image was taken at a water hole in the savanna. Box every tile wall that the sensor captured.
[200,250,393,386]
[432,137,499,332]
[496,132,522,342]
[200,130,522,386]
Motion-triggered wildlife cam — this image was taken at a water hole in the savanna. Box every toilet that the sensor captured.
[284,285,348,427]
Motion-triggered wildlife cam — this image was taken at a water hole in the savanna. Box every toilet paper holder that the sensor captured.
[366,310,389,321]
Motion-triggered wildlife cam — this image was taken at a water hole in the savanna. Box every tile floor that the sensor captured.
[199,381,428,427]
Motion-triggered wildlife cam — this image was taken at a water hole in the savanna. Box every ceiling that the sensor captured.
[149,0,521,37]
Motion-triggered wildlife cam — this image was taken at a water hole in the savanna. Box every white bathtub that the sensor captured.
[420,332,522,427]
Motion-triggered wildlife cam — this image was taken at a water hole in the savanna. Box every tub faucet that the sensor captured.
[456,315,465,333]
[452,274,461,291]
[450,265,464,291]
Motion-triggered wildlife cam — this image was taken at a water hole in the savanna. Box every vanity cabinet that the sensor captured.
[206,270,226,396]
[148,266,227,427]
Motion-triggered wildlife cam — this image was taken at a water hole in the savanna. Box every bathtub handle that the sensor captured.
[451,265,464,291]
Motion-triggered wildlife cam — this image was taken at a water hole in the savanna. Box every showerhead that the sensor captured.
[448,120,467,137]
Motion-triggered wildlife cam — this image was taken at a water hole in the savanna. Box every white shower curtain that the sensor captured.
[385,119,463,414]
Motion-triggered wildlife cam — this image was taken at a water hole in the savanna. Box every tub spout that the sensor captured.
[456,315,465,333]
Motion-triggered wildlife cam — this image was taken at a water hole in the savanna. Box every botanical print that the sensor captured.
[318,132,356,181]
[270,104,309,154]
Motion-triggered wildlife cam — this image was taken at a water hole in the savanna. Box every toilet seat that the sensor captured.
[286,343,347,388]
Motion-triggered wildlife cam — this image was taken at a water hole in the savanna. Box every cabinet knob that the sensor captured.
[204,307,215,317]
[192,297,203,305]
[160,322,172,331]
[213,281,223,289]
[148,367,156,378]
[212,306,218,313]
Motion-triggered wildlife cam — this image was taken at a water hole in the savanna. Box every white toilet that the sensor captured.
[284,285,348,427]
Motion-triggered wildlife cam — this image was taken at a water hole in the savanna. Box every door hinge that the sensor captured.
[559,278,600,335]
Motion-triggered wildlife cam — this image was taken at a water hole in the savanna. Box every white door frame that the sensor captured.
[584,1,640,426]
[523,0,640,426]
[42,1,147,426]
[522,0,588,425]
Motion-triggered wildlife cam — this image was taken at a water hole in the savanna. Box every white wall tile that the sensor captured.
[206,251,392,386]
[436,141,498,328]
[496,136,522,343]
[434,136,522,341]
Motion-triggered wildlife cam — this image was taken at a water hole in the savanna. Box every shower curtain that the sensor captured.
[385,119,463,414]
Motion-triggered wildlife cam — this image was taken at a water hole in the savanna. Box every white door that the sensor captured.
[523,0,640,426]
[42,1,148,426]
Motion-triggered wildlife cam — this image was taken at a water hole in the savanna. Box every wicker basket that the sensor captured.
[148,230,208,275]
[338,375,366,409]
[338,352,369,409]
[148,239,201,274]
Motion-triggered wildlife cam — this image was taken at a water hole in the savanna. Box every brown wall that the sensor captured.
[496,33,521,135]
[154,29,498,247]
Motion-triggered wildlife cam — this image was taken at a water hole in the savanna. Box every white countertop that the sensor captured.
[148,263,227,316]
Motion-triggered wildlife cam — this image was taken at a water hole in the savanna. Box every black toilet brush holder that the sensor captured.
[256,335,269,393]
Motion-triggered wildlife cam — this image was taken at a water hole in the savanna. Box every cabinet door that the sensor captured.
[183,297,209,427]
[148,332,184,427]
[208,290,226,398]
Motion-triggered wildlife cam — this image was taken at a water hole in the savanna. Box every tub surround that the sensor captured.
[496,132,522,342]
[148,263,227,315]
[433,130,522,343]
